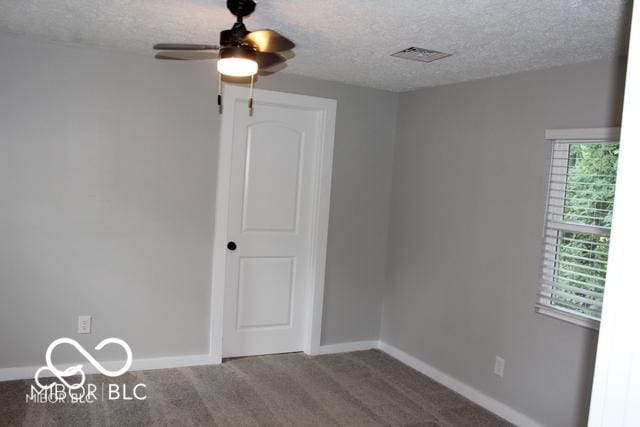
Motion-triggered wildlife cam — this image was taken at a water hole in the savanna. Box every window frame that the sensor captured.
[536,127,621,330]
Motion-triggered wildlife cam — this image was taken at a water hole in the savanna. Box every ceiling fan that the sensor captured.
[153,0,295,111]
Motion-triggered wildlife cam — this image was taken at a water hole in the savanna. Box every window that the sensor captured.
[536,128,620,329]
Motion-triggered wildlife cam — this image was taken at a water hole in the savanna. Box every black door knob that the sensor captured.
[227,241,237,251]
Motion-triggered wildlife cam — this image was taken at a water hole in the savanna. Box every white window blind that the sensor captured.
[537,131,620,329]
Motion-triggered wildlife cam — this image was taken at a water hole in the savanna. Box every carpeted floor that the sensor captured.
[0,350,511,426]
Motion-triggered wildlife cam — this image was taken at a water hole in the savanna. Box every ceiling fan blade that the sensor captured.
[255,52,286,70]
[153,43,219,51]
[155,53,185,60]
[155,51,219,61]
[243,29,294,52]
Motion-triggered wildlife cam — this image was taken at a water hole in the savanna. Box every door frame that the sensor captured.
[208,86,337,363]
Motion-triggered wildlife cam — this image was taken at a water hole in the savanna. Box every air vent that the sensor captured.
[391,47,451,63]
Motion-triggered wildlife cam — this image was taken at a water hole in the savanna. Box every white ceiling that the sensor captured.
[0,0,631,92]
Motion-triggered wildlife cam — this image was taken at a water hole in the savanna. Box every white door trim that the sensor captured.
[209,86,337,363]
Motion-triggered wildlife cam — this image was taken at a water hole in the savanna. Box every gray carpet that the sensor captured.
[0,350,511,426]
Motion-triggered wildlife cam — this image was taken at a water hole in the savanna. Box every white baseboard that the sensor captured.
[0,353,217,382]
[318,340,380,354]
[378,342,543,427]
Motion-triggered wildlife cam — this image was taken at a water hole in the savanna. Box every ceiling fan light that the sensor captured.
[217,47,258,77]
[217,57,258,77]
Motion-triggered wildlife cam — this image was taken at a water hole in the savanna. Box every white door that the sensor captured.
[220,88,336,358]
[588,0,640,424]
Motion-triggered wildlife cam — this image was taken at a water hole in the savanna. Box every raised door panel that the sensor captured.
[242,124,303,233]
[236,256,295,330]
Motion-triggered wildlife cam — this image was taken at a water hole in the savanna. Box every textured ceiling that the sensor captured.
[0,0,631,91]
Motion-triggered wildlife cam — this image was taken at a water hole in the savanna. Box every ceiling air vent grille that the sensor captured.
[391,47,451,63]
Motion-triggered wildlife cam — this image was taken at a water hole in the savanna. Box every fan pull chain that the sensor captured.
[217,72,223,114]
[249,74,255,114]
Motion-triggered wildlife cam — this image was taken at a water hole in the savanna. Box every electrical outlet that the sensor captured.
[78,316,92,334]
[494,356,505,377]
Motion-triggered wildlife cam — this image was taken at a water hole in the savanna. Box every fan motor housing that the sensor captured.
[219,46,257,61]
[220,23,250,47]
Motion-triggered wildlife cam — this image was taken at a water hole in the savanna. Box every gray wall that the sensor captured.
[0,34,397,367]
[381,60,626,427]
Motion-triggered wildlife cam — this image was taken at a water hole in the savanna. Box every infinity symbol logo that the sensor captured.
[34,338,133,390]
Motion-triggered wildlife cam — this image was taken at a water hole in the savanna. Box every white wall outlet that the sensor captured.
[78,315,92,334]
[494,356,505,377]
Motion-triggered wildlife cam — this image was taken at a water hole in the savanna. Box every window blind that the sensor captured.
[536,139,619,328]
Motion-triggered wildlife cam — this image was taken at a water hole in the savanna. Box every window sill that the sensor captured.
[535,305,600,330]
